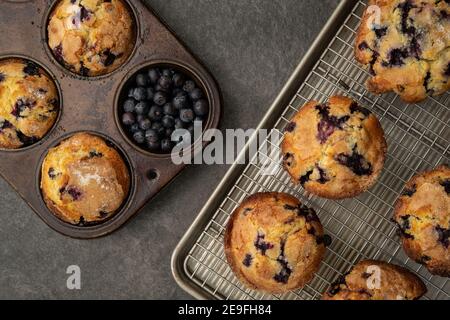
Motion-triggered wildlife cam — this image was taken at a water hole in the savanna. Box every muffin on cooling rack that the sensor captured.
[224,192,330,293]
[322,260,427,300]
[355,0,450,103]
[393,165,450,277]
[0,58,59,149]
[47,0,135,76]
[282,95,387,199]
[41,133,130,225]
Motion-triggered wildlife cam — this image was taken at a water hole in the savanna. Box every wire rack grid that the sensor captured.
[181,0,450,300]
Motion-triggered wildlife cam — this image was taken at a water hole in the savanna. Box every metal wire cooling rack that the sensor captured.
[173,0,450,300]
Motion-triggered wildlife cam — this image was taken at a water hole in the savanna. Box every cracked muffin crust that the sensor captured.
[323,260,427,300]
[0,58,59,149]
[282,96,387,199]
[393,165,450,277]
[48,0,135,77]
[224,192,330,293]
[41,133,130,225]
[355,0,450,103]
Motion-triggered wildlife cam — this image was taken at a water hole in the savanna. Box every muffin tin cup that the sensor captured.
[0,0,221,238]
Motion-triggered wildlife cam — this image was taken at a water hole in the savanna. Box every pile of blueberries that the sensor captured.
[120,66,209,153]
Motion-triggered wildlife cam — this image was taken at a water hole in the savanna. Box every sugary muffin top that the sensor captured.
[355,0,450,103]
[48,0,135,76]
[0,58,59,149]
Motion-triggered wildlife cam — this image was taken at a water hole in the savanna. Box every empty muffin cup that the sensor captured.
[0,57,60,149]
[47,0,136,77]
[117,62,211,155]
[40,132,131,226]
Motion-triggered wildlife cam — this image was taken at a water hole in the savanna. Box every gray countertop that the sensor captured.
[0,0,338,299]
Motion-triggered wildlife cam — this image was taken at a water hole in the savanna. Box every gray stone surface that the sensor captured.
[0,0,338,299]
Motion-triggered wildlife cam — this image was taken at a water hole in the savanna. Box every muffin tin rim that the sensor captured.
[34,129,137,231]
[41,0,140,80]
[0,54,63,153]
[114,58,216,158]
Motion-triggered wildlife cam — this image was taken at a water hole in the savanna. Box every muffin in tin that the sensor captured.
[0,58,59,149]
[322,260,427,300]
[394,165,450,277]
[47,0,135,77]
[282,96,387,199]
[41,133,130,225]
[224,192,329,293]
[355,0,450,103]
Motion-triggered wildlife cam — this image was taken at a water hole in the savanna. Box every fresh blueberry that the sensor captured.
[135,101,150,115]
[189,88,203,101]
[153,91,167,106]
[151,122,165,137]
[165,127,174,138]
[163,103,178,116]
[172,73,184,87]
[173,94,189,110]
[122,112,135,126]
[148,105,163,121]
[162,115,175,128]
[161,139,174,153]
[193,99,209,116]
[123,99,136,113]
[136,73,150,87]
[132,87,147,101]
[180,109,195,123]
[146,87,155,101]
[162,69,172,77]
[174,118,186,129]
[145,129,159,143]
[158,75,172,90]
[147,140,160,151]
[148,68,160,84]
[133,130,146,144]
[136,114,145,123]
[183,80,196,93]
[139,118,152,131]
[129,123,140,133]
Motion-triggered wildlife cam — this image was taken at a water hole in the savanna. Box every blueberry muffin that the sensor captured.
[224,192,330,293]
[282,96,387,199]
[323,260,427,300]
[41,133,130,225]
[48,0,135,76]
[0,58,59,149]
[355,0,450,103]
[393,165,450,277]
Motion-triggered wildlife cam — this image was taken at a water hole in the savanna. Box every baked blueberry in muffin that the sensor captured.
[224,192,330,293]
[41,133,130,225]
[0,58,59,149]
[355,0,450,103]
[48,0,135,76]
[282,96,387,199]
[393,165,450,277]
[323,260,427,300]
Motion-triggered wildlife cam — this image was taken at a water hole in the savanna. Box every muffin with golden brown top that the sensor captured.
[394,165,450,277]
[323,260,427,300]
[0,58,59,149]
[41,133,130,225]
[224,192,330,293]
[48,0,135,77]
[355,0,449,103]
[282,96,387,199]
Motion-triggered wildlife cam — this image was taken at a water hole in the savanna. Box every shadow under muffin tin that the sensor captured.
[0,0,221,238]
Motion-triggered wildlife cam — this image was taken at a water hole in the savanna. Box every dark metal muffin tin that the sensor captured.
[0,0,221,238]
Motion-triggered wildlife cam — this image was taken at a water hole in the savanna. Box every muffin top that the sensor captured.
[41,133,130,225]
[282,96,387,199]
[224,192,329,293]
[394,165,450,277]
[48,0,135,76]
[323,260,427,300]
[0,58,59,149]
[355,0,449,103]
